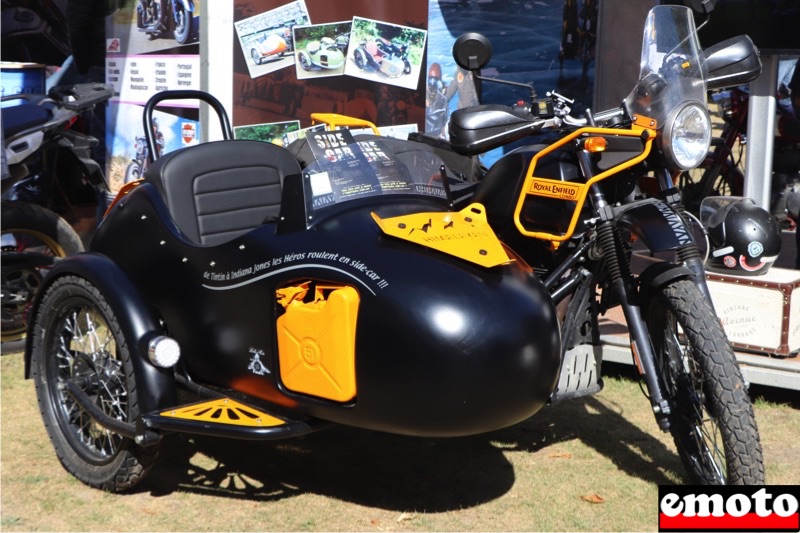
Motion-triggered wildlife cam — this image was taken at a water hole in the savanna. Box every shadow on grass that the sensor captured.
[134,379,686,511]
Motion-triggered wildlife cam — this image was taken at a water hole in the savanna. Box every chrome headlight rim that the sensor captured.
[660,101,711,171]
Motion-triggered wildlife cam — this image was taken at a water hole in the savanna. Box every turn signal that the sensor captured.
[583,136,608,152]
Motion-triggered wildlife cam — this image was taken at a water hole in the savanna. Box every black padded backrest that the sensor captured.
[144,139,301,246]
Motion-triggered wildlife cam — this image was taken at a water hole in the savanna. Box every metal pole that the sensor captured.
[744,54,779,210]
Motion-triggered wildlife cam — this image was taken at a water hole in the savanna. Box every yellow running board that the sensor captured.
[160,399,285,427]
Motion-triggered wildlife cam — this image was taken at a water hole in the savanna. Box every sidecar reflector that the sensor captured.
[148,336,181,368]
[371,203,513,268]
[277,284,359,402]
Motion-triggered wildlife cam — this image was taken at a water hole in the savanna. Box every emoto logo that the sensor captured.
[658,486,799,532]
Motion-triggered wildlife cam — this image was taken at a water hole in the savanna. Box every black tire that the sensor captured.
[124,161,142,184]
[251,48,263,65]
[299,52,311,71]
[403,59,412,75]
[354,48,366,70]
[173,4,192,44]
[30,275,159,491]
[1,202,84,347]
[643,279,764,484]
[678,159,743,215]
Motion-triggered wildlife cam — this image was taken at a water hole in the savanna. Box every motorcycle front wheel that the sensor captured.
[173,3,193,44]
[29,275,159,491]
[644,278,764,484]
[1,202,84,348]
[124,161,142,184]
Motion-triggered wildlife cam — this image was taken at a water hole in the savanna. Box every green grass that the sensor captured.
[2,353,798,532]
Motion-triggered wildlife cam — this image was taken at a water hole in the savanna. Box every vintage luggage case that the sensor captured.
[706,267,800,357]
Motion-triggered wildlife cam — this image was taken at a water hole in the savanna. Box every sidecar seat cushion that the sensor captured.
[144,139,301,246]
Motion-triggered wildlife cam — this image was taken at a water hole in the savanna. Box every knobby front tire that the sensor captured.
[643,278,764,485]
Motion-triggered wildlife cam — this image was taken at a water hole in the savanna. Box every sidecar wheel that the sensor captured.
[1,202,83,348]
[251,49,263,65]
[354,48,367,70]
[298,52,311,71]
[29,275,159,492]
[644,279,764,485]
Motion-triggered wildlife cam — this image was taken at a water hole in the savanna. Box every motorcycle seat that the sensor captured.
[144,139,302,246]
[2,103,51,139]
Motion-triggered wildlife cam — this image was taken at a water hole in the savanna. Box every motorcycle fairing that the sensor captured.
[371,203,513,268]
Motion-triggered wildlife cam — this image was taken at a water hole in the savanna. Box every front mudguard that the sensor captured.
[24,253,177,414]
[638,261,694,296]
[613,198,695,253]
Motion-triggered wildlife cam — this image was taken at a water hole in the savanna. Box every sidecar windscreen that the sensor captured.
[289,130,453,213]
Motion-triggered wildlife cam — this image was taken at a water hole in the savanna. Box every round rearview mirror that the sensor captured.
[452,32,493,71]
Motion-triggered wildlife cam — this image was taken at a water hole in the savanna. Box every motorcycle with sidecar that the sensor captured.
[353,37,412,78]
[24,4,764,492]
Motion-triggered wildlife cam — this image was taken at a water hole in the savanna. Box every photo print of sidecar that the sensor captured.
[23,90,562,492]
[250,26,293,65]
[297,37,346,71]
[353,37,412,78]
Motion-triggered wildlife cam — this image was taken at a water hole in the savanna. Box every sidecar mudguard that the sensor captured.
[24,253,177,414]
[613,198,695,253]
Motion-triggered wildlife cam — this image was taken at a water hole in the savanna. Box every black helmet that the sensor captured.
[704,197,782,275]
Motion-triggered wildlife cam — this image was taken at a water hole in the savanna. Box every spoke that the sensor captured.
[52,301,128,460]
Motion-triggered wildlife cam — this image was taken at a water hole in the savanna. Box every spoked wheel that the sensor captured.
[644,279,764,484]
[1,202,83,348]
[30,275,159,491]
[678,161,743,215]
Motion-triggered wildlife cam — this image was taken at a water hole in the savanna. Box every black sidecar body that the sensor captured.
[24,92,561,492]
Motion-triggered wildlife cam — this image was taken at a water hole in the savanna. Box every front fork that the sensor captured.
[581,152,672,430]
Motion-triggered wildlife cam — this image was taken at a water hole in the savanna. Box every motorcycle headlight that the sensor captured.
[661,102,711,170]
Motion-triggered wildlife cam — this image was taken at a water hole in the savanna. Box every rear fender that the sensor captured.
[24,253,176,413]
[614,198,694,253]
